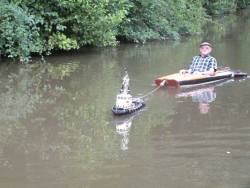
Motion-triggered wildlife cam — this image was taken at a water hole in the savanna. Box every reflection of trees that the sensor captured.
[0,61,122,185]
[0,63,79,124]
[203,9,250,42]
[203,15,237,42]
[0,58,178,187]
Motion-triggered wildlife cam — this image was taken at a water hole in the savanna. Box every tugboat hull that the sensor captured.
[112,99,145,115]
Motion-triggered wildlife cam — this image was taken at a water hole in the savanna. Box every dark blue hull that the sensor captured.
[112,100,145,115]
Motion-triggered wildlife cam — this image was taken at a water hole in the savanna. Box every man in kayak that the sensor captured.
[179,42,217,76]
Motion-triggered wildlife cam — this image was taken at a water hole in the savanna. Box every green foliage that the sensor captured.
[118,0,209,43]
[0,0,128,62]
[48,33,79,51]
[56,0,129,47]
[170,1,209,35]
[1,0,250,62]
[203,0,250,15]
[203,0,237,14]
[237,0,250,9]
[118,0,169,42]
[0,1,42,62]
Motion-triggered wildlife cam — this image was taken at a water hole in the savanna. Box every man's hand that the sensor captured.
[179,69,187,74]
[207,68,216,76]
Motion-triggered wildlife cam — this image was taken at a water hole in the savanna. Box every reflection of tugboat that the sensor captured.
[112,71,145,115]
[115,116,134,150]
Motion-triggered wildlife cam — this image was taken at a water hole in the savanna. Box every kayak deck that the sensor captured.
[155,69,247,87]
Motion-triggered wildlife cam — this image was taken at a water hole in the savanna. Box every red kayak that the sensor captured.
[155,68,247,87]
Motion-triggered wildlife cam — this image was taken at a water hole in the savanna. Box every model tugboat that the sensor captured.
[112,71,145,115]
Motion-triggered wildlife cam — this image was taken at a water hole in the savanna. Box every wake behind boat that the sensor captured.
[154,67,247,88]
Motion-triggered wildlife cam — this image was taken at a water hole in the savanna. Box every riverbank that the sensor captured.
[0,1,250,63]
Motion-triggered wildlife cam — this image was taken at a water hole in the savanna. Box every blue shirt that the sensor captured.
[189,55,217,73]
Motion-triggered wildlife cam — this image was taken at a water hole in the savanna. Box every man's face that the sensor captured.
[200,45,212,56]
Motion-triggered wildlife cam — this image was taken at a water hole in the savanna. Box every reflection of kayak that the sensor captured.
[175,86,216,103]
[155,68,247,87]
[167,78,233,96]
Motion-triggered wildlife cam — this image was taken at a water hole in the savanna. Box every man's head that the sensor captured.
[199,42,212,57]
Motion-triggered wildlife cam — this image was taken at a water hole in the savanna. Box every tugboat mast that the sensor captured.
[120,71,130,94]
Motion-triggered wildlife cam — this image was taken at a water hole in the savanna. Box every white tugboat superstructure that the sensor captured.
[112,71,145,115]
[115,72,132,109]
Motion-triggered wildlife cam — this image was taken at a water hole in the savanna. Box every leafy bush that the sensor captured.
[1,0,128,62]
[203,0,250,15]
[237,0,250,9]
[0,1,42,62]
[1,0,250,62]
[203,0,237,14]
[118,0,209,43]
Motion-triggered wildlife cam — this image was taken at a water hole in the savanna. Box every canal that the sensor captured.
[0,11,250,188]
